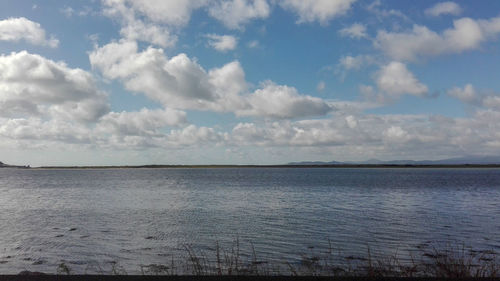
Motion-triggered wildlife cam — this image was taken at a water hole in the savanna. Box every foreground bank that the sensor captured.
[7,241,499,278]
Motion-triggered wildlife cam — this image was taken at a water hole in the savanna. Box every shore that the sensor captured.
[33,164,500,169]
[4,241,499,278]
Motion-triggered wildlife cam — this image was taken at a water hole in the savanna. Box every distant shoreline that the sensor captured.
[32,164,500,169]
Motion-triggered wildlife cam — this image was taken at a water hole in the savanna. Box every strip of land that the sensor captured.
[34,164,500,169]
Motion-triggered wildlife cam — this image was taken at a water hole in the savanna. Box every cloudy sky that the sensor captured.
[1,0,500,166]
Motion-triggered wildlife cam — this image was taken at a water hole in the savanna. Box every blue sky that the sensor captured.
[0,0,500,166]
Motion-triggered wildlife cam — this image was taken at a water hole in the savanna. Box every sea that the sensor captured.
[0,167,499,274]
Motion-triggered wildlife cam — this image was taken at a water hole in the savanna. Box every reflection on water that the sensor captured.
[0,168,499,274]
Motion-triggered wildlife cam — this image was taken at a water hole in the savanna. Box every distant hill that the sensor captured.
[287,160,344,165]
[288,156,500,166]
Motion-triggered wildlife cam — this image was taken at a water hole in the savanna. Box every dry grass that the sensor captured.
[52,240,500,277]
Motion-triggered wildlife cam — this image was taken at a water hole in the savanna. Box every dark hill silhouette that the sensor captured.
[288,155,500,165]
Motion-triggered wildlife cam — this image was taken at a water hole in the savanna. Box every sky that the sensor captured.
[1,0,500,166]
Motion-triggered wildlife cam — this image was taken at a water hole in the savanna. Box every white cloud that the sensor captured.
[483,96,500,111]
[375,16,500,61]
[102,0,269,46]
[345,115,357,129]
[90,40,220,109]
[94,123,225,150]
[166,125,224,147]
[384,126,409,143]
[5,107,500,161]
[280,0,356,25]
[228,114,376,147]
[206,34,238,52]
[425,2,462,17]
[4,2,500,160]
[339,55,363,70]
[225,108,500,160]
[97,108,188,137]
[448,84,478,104]
[0,17,59,47]
[208,0,270,29]
[90,40,332,119]
[237,82,333,119]
[448,84,500,111]
[207,60,248,110]
[102,0,179,47]
[60,5,95,18]
[119,18,177,48]
[376,61,428,97]
[339,23,368,39]
[365,0,408,20]
[0,51,109,123]
[336,54,375,80]
[0,118,92,144]
[1,79,500,159]
[111,0,207,27]
[338,54,373,71]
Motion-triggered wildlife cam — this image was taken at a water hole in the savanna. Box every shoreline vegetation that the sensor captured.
[11,163,500,169]
[12,240,500,278]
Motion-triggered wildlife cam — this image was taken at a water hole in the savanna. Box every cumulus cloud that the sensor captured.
[425,2,462,17]
[335,54,376,81]
[1,70,500,159]
[206,34,238,52]
[208,0,270,29]
[0,17,59,47]
[228,114,398,148]
[0,118,93,144]
[280,0,356,25]
[338,54,374,71]
[102,0,272,45]
[225,108,500,160]
[339,55,363,70]
[237,82,333,119]
[384,126,409,143]
[107,0,207,27]
[448,84,478,104]
[102,0,180,47]
[90,40,332,119]
[339,23,368,39]
[89,40,223,109]
[94,123,225,150]
[166,125,224,147]
[0,51,109,123]
[375,16,500,61]
[6,105,500,160]
[376,61,428,97]
[97,108,187,137]
[119,18,177,48]
[448,84,500,110]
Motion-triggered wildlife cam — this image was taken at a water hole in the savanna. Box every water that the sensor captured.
[0,167,499,274]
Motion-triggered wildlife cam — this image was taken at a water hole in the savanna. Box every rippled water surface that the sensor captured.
[0,167,499,274]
